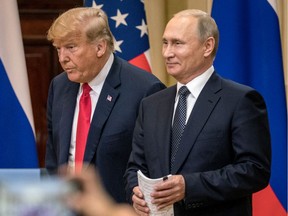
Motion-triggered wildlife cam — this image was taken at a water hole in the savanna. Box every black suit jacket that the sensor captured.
[125,72,271,216]
[45,55,166,203]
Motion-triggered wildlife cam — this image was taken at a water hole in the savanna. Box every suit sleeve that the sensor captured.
[183,90,271,207]
[124,100,148,203]
[45,79,58,174]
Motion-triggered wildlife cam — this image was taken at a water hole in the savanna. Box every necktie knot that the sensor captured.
[82,83,91,96]
[178,86,190,97]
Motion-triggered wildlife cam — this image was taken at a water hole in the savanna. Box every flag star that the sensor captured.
[92,1,103,9]
[136,19,148,37]
[114,38,124,53]
[140,0,145,3]
[111,9,129,28]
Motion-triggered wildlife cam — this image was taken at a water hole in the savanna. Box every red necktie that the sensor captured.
[75,83,92,173]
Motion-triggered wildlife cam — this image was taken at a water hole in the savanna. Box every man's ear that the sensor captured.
[203,37,215,58]
[96,40,107,57]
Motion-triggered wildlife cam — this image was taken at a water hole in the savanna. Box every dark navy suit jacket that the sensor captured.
[125,72,271,216]
[45,55,166,203]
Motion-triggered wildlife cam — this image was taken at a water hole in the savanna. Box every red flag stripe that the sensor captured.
[129,53,151,73]
[253,185,287,216]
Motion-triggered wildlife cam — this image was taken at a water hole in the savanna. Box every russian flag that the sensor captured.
[84,0,151,72]
[0,0,38,168]
[211,0,287,215]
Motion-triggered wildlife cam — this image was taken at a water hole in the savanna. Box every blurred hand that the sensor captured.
[61,165,136,216]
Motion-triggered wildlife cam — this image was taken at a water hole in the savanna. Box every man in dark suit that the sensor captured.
[125,9,271,216]
[45,7,165,203]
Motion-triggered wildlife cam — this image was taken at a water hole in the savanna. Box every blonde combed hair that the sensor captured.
[47,7,114,52]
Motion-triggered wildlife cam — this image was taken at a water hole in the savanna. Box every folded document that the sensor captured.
[137,170,174,216]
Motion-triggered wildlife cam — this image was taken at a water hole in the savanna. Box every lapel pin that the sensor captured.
[107,95,112,102]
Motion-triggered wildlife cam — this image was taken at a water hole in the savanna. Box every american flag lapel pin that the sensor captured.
[107,95,112,102]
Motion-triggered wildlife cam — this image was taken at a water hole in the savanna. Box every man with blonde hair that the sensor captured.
[45,7,165,203]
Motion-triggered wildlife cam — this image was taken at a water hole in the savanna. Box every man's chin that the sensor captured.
[166,69,179,77]
[67,74,82,83]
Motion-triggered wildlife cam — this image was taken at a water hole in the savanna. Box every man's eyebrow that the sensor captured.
[162,38,183,43]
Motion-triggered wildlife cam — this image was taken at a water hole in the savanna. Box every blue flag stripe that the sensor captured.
[0,59,38,168]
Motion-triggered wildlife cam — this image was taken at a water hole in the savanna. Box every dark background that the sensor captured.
[18,0,83,167]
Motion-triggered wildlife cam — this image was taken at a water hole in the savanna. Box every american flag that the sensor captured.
[106,95,112,102]
[84,0,151,72]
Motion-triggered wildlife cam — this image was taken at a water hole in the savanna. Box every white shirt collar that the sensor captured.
[177,65,214,99]
[86,53,114,95]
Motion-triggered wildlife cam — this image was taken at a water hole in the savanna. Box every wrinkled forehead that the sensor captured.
[169,16,198,30]
[163,16,198,39]
[52,33,85,47]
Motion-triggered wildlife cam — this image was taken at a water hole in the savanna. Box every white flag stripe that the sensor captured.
[267,0,277,15]
[144,49,151,68]
[0,0,35,133]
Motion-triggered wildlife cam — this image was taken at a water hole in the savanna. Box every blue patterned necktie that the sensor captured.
[170,86,190,170]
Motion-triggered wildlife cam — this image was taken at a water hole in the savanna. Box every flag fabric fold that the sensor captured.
[211,0,287,215]
[0,0,38,168]
[84,0,151,72]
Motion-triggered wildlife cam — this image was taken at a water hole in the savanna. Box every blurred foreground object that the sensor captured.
[0,169,74,216]
[66,166,137,216]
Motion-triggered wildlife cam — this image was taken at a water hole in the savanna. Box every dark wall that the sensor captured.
[18,0,83,167]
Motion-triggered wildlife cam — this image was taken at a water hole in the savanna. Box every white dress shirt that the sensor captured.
[173,66,214,125]
[68,54,114,168]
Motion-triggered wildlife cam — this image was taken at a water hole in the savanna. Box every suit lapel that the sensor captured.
[156,86,176,175]
[172,73,222,173]
[58,81,79,164]
[84,56,121,163]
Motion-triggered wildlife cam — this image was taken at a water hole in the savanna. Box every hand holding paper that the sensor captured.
[137,170,174,216]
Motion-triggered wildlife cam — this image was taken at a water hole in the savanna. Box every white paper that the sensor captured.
[137,170,174,216]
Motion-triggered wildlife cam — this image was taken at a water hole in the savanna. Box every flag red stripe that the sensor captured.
[129,53,151,73]
[253,185,287,216]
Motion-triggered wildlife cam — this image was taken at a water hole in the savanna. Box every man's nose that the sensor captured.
[58,48,69,63]
[162,45,174,58]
